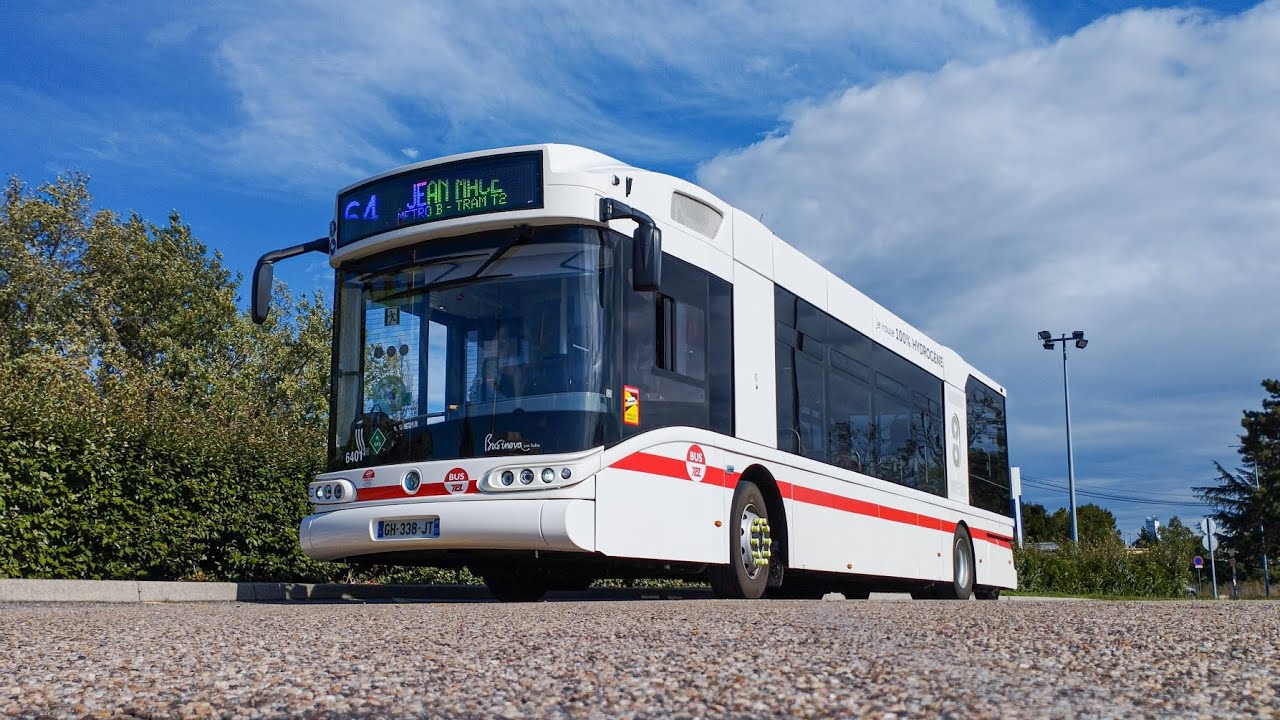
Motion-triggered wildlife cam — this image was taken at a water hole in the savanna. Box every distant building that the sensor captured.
[1144,516,1161,539]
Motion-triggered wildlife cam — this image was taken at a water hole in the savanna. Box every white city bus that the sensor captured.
[252,144,1015,601]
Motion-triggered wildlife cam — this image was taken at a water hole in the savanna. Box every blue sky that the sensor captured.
[3,0,1275,538]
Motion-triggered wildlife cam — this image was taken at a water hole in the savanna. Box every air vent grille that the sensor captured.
[671,192,724,238]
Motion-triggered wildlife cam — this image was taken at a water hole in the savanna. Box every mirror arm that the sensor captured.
[599,197,655,229]
[251,236,329,324]
[257,237,329,267]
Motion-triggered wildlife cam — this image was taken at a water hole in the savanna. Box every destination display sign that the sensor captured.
[336,151,543,248]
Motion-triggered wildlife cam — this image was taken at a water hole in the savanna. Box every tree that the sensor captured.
[1194,379,1280,576]
[1019,501,1118,545]
[0,172,334,581]
[1021,502,1053,543]
[1045,503,1121,546]
[1134,526,1158,548]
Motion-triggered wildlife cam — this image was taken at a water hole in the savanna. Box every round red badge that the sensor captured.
[686,445,707,482]
[444,467,470,495]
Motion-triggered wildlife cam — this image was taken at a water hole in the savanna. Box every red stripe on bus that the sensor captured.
[357,485,411,501]
[356,481,476,502]
[611,451,1007,548]
[970,527,1013,549]
[786,482,879,518]
[610,450,736,488]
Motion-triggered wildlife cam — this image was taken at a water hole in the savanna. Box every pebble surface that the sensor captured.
[2,598,1277,718]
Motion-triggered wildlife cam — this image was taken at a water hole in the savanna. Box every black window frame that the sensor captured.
[620,242,733,439]
[773,284,946,498]
[966,377,1012,517]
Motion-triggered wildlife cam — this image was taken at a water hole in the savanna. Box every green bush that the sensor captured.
[0,354,336,582]
[1014,540,1195,598]
[0,173,343,582]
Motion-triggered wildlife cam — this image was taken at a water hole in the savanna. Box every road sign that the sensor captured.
[1193,556,1204,569]
[1202,517,1221,599]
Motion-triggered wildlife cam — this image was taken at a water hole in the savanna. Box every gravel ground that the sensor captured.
[1,598,1277,718]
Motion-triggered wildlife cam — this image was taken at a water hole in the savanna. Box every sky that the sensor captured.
[2,0,1275,539]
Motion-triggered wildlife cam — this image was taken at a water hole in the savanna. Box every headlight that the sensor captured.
[519,469,534,485]
[322,485,333,499]
[541,468,555,483]
[501,470,515,486]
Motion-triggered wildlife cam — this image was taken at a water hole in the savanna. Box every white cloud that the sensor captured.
[206,0,1038,188]
[400,147,420,160]
[697,3,1280,528]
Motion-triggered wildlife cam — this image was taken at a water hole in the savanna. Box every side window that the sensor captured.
[795,350,826,462]
[773,285,945,497]
[828,354,872,474]
[656,293,706,380]
[774,289,826,461]
[621,252,731,437]
[776,340,797,452]
[775,289,798,451]
[967,378,1011,516]
[871,346,945,496]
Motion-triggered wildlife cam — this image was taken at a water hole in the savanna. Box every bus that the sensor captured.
[252,144,1015,602]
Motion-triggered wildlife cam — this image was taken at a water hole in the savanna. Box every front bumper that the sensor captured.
[299,499,596,561]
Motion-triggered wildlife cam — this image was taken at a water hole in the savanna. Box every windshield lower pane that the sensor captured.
[330,226,614,469]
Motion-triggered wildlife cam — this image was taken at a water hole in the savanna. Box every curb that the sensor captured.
[0,579,489,603]
[1,580,1072,604]
[0,579,718,603]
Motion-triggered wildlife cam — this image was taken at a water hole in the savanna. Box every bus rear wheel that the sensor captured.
[936,526,975,600]
[709,481,772,599]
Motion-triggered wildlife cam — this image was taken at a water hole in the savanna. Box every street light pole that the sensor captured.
[1039,330,1088,544]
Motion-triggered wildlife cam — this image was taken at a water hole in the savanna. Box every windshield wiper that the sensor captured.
[470,224,534,279]
[367,226,535,302]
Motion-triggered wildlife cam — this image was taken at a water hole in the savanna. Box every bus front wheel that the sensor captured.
[709,481,772,600]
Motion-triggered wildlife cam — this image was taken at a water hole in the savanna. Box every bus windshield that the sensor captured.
[330,225,615,470]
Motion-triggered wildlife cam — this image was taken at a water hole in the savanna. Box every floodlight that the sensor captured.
[1037,327,1089,545]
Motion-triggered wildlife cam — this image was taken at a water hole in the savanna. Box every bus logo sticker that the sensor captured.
[623,385,640,426]
[686,445,706,482]
[444,468,470,495]
[362,469,375,487]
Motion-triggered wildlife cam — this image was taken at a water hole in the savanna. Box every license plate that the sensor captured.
[374,517,440,540]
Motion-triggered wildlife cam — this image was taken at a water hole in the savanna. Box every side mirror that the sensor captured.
[632,223,662,292]
[600,197,663,292]
[251,259,274,324]
[249,237,330,325]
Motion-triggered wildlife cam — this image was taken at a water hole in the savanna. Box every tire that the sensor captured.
[709,481,772,599]
[936,526,975,600]
[482,567,549,603]
[975,586,1001,600]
